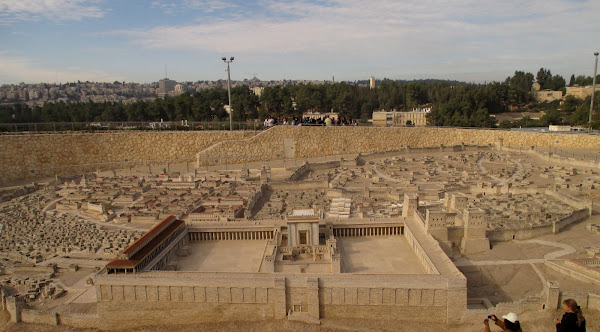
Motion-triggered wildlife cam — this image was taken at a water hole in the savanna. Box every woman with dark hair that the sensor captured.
[556,298,586,332]
[484,313,522,331]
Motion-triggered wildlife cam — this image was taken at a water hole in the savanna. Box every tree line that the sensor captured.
[1,69,599,128]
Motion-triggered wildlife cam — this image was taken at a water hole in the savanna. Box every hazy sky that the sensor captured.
[0,0,598,84]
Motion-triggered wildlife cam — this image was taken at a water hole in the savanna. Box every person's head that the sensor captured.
[563,299,585,327]
[502,313,521,331]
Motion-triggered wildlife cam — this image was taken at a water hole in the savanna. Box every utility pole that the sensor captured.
[222,57,234,130]
[589,52,599,131]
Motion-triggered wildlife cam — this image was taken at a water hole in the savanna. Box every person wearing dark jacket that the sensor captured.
[556,298,586,332]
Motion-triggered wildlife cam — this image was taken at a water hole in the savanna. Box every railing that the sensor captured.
[2,121,600,134]
[0,121,373,133]
[523,145,600,163]
[0,121,265,133]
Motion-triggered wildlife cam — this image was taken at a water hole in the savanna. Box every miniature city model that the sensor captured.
[1,128,600,331]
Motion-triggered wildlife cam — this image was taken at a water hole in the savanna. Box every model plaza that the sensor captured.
[174,210,421,274]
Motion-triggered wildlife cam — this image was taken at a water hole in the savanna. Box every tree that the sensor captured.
[562,95,583,115]
[506,71,534,105]
[574,75,594,86]
[570,93,600,128]
[539,108,562,126]
[568,74,575,87]
[536,68,565,91]
[536,68,552,88]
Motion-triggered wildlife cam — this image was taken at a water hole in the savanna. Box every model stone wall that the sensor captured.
[3,126,600,184]
[319,287,448,322]
[20,309,58,325]
[486,209,589,242]
[197,126,600,165]
[57,312,99,329]
[95,272,464,329]
[404,224,439,274]
[0,131,253,183]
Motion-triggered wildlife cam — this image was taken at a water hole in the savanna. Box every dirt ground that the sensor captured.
[463,241,556,261]
[458,264,543,304]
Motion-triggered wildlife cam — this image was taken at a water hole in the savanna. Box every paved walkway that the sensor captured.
[453,239,575,267]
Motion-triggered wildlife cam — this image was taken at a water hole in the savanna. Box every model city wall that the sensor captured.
[1,126,600,184]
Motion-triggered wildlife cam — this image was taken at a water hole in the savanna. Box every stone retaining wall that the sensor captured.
[57,312,99,329]
[3,127,600,184]
[20,309,58,325]
[487,208,589,242]
[197,127,600,166]
[95,272,462,330]
[545,260,600,286]
[0,131,254,184]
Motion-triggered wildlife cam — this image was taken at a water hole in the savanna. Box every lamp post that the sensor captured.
[222,57,234,130]
[589,52,599,131]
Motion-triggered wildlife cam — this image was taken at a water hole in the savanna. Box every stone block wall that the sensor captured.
[196,126,600,166]
[57,312,99,329]
[0,131,253,183]
[404,224,439,274]
[319,286,448,322]
[96,279,279,329]
[0,287,7,311]
[95,272,464,329]
[20,309,58,325]
[545,261,600,286]
[2,127,599,184]
[486,208,589,242]
[588,294,600,310]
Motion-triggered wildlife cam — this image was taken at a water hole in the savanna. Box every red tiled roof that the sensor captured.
[106,216,184,270]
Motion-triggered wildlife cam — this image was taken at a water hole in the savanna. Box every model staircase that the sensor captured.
[287,310,321,325]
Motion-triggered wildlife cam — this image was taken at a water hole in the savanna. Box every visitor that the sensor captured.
[484,313,522,332]
[324,116,332,127]
[556,299,586,332]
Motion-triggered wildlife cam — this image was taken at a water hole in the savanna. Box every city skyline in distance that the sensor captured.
[1,0,599,85]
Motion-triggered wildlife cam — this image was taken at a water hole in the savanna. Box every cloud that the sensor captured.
[151,0,236,14]
[0,0,106,23]
[0,54,123,84]
[183,0,236,12]
[120,0,598,54]
[113,0,600,81]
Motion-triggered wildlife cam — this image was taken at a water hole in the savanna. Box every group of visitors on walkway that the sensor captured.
[263,116,358,128]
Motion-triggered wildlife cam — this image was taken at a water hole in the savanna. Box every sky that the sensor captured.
[0,0,599,85]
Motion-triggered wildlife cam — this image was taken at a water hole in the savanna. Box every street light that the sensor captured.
[222,56,234,130]
[589,52,599,131]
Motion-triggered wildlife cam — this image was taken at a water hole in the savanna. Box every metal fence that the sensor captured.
[3,120,600,134]
[0,121,379,133]
[0,121,267,133]
[534,146,600,163]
